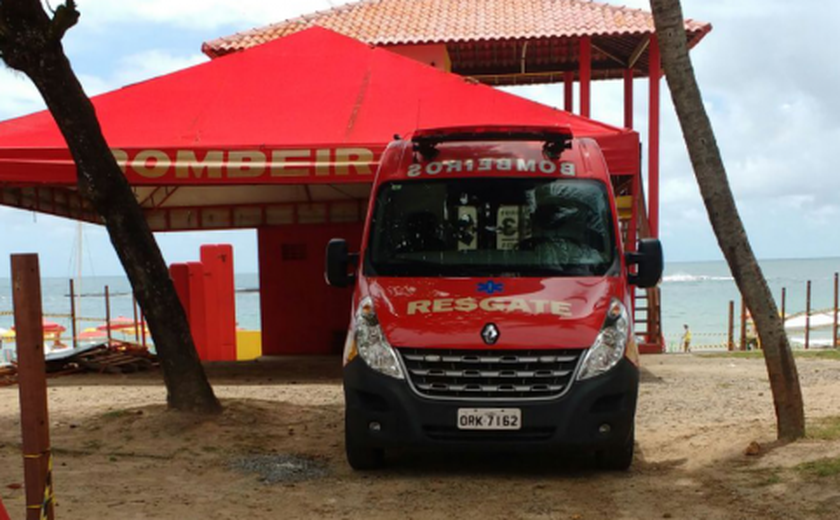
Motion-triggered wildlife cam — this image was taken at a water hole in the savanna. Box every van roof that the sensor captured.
[378,128,609,183]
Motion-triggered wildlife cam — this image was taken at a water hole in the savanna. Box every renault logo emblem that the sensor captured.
[481,323,500,345]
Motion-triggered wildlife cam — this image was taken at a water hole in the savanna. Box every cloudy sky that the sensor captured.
[0,0,838,277]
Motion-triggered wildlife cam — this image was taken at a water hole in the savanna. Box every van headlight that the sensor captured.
[343,297,404,379]
[578,300,629,380]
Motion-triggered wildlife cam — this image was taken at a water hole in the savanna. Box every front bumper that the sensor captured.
[343,356,638,452]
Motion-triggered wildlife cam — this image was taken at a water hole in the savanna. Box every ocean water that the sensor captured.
[1,258,838,351]
[0,274,262,337]
[661,257,840,350]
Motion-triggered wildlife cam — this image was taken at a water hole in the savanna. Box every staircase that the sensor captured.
[614,176,665,354]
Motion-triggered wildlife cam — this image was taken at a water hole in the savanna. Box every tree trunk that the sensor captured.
[0,1,221,414]
[649,0,804,439]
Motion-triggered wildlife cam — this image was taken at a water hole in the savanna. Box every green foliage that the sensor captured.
[796,457,840,478]
[102,409,131,420]
[743,467,784,487]
[808,417,840,441]
[700,350,840,361]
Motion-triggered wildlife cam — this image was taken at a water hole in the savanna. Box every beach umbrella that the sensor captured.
[9,320,65,333]
[77,328,107,340]
[96,316,138,331]
[42,320,66,333]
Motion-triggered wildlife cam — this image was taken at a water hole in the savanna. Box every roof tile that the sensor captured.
[203,0,710,57]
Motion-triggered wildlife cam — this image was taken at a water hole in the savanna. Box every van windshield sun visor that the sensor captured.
[412,126,573,161]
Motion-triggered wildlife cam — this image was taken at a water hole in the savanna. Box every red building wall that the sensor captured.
[258,223,364,355]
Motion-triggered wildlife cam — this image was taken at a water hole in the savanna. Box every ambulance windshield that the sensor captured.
[366,178,617,277]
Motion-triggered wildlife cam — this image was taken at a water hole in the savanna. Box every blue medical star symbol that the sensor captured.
[477,280,504,295]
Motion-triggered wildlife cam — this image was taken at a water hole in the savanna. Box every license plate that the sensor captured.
[457,408,521,430]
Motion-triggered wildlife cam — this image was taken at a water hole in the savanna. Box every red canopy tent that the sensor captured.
[0,27,638,188]
[0,26,641,355]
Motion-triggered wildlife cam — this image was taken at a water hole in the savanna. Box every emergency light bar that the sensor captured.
[411,125,573,160]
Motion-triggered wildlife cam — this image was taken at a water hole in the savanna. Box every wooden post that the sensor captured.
[781,287,786,320]
[727,300,734,351]
[805,280,811,350]
[69,278,78,350]
[140,310,147,351]
[105,285,112,346]
[833,273,838,349]
[740,298,747,351]
[11,254,55,520]
[133,296,141,343]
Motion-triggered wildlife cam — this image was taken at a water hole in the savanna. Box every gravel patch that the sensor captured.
[229,453,329,484]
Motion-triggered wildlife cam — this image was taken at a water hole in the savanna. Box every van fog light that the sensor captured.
[369,422,382,432]
[599,423,611,434]
[578,300,629,380]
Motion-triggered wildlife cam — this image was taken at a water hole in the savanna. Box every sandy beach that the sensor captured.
[1,354,839,519]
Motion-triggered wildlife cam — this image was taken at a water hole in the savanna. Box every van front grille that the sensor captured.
[398,348,584,400]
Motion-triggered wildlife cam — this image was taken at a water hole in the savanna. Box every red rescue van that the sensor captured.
[326,126,662,470]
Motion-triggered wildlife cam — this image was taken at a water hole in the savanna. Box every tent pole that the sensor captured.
[579,37,592,118]
[623,68,634,129]
[563,71,574,112]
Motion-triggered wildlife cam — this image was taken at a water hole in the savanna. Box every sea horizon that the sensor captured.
[2,257,838,351]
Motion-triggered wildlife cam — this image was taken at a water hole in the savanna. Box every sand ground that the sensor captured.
[1,354,839,519]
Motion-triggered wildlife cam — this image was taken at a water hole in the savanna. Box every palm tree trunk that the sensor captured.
[0,0,221,414]
[649,0,804,439]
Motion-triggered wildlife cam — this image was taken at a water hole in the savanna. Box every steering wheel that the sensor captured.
[516,235,585,251]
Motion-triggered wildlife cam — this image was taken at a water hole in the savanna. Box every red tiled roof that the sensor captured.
[203,0,710,58]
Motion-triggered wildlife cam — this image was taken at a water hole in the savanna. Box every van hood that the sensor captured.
[365,277,624,350]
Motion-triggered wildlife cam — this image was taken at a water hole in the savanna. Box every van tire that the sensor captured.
[345,415,385,470]
[596,427,634,471]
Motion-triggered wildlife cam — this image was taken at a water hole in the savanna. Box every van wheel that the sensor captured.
[596,428,634,471]
[345,414,385,470]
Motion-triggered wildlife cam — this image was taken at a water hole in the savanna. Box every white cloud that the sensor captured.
[3,0,840,264]
[75,0,335,31]
[0,68,45,120]
[1,50,206,118]
[112,50,207,89]
[77,50,207,96]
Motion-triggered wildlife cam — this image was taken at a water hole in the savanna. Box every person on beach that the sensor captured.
[681,324,692,353]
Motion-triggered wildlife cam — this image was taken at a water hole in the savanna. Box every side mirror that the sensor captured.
[325,239,357,288]
[626,238,663,288]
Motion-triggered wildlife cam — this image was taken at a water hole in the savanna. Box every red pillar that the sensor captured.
[0,495,9,520]
[170,264,190,313]
[186,262,209,360]
[623,68,634,129]
[200,257,222,361]
[579,36,592,118]
[648,34,661,238]
[169,263,210,361]
[629,171,639,251]
[201,245,236,361]
[563,71,574,112]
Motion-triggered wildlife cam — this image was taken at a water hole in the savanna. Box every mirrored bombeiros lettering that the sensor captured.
[407,159,575,177]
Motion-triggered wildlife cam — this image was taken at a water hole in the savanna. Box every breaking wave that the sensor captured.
[663,273,734,283]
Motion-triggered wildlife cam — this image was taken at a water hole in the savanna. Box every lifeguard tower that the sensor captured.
[203,0,710,354]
